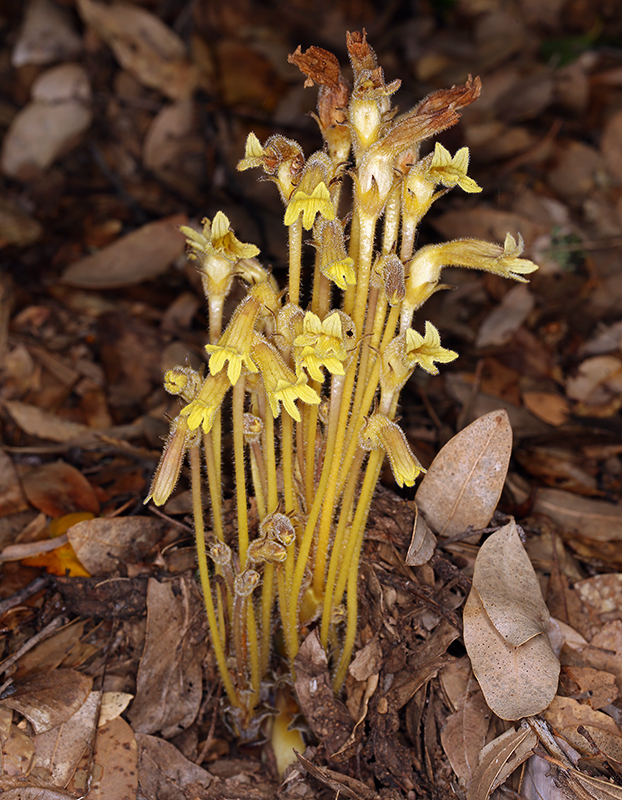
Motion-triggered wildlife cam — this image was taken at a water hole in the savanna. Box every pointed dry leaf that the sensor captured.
[415,409,512,537]
[562,768,622,800]
[405,505,437,566]
[99,692,133,727]
[61,213,187,288]
[34,691,99,787]
[135,733,213,798]
[76,0,197,100]
[440,674,491,784]
[467,726,537,800]
[543,695,622,756]
[533,488,622,540]
[522,754,569,800]
[3,400,91,443]
[21,461,100,517]
[2,722,35,777]
[67,517,167,574]
[128,576,206,738]
[0,669,92,734]
[463,521,559,720]
[471,519,549,646]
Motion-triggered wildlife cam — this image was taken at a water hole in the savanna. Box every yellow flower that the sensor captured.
[294,311,349,382]
[252,338,320,421]
[359,414,425,488]
[315,218,356,290]
[428,143,482,193]
[180,212,259,307]
[180,371,231,433]
[204,295,262,385]
[284,181,335,230]
[403,322,458,375]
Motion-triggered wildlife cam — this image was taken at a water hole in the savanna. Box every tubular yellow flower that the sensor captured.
[359,413,425,488]
[315,218,356,290]
[180,371,231,433]
[428,143,482,193]
[284,181,335,230]
[204,295,262,385]
[381,322,458,402]
[252,337,320,421]
[294,311,349,382]
[146,415,200,506]
[403,232,538,330]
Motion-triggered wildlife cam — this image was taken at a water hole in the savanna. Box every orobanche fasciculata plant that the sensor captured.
[147,32,537,731]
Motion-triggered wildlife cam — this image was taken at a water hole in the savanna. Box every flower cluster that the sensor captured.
[147,31,539,735]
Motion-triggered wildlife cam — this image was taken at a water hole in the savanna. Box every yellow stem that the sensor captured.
[320,447,365,647]
[332,450,384,691]
[190,445,238,707]
[281,411,294,514]
[288,217,303,307]
[203,433,224,542]
[260,562,274,677]
[232,378,249,566]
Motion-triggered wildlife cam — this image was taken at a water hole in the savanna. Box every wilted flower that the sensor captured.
[237,133,305,203]
[145,415,201,506]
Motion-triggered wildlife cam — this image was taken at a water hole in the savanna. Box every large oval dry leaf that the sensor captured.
[470,519,549,647]
[415,409,512,537]
[61,213,187,288]
[0,669,92,734]
[464,588,559,720]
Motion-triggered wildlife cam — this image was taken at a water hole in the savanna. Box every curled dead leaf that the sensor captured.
[463,520,560,720]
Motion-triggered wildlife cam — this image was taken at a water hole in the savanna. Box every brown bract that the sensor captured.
[287,44,341,88]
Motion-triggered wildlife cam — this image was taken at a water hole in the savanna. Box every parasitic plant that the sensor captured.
[147,32,538,732]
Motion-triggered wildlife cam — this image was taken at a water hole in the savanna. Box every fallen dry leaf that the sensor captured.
[61,213,187,288]
[463,519,559,719]
[415,409,512,537]
[293,629,353,756]
[34,691,99,788]
[405,505,436,566]
[3,400,92,443]
[83,716,138,800]
[522,753,569,800]
[467,725,537,800]
[135,733,213,798]
[544,694,622,761]
[0,669,92,734]
[12,0,82,68]
[475,284,534,348]
[128,575,206,738]
[20,461,100,517]
[533,488,622,540]
[440,673,491,785]
[67,517,167,574]
[1,64,92,181]
[559,664,618,710]
[77,0,197,100]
